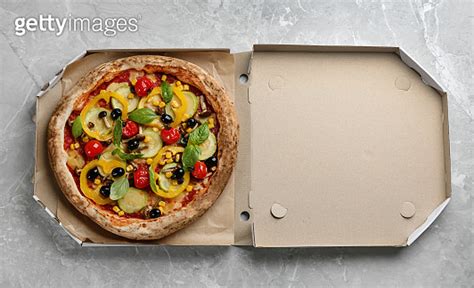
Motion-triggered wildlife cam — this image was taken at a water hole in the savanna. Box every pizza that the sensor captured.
[48,55,238,240]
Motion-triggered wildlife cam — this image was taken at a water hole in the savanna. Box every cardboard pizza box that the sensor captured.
[34,45,451,247]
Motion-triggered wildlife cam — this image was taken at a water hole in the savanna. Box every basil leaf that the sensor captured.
[182,144,200,170]
[113,118,122,147]
[149,166,158,193]
[161,81,173,104]
[128,108,158,124]
[72,116,83,138]
[188,123,209,145]
[110,177,129,200]
[112,148,143,161]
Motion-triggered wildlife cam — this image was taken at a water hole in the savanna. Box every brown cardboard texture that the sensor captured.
[248,45,450,247]
[34,45,450,247]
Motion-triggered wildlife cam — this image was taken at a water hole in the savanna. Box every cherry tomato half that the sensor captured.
[161,128,180,145]
[84,140,104,159]
[133,166,150,189]
[192,161,207,179]
[122,120,139,139]
[134,76,154,97]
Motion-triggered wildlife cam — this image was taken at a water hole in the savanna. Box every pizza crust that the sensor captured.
[48,55,239,240]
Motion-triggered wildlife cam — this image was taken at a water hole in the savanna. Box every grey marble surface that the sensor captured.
[0,0,472,287]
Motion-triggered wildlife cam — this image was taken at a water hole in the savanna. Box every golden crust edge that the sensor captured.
[47,55,239,240]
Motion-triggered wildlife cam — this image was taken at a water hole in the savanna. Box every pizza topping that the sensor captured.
[111,167,125,178]
[127,138,140,151]
[161,127,180,145]
[129,108,158,124]
[66,70,221,218]
[186,118,198,129]
[188,123,210,145]
[80,159,125,205]
[135,76,154,97]
[205,156,218,168]
[117,188,148,213]
[198,95,212,118]
[110,108,122,120]
[84,140,104,159]
[133,165,150,189]
[161,81,173,103]
[110,177,129,200]
[122,120,139,138]
[99,185,111,198]
[71,116,83,138]
[149,208,161,218]
[112,148,143,161]
[171,167,185,180]
[160,113,173,124]
[197,132,217,161]
[98,111,107,118]
[80,91,129,141]
[139,128,163,158]
[86,167,100,180]
[192,161,207,179]
[67,149,85,171]
[182,144,200,170]
[108,82,139,112]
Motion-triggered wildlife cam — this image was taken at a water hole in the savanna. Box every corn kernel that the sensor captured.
[70,144,75,150]
[159,201,166,207]
[158,101,166,108]
[166,158,173,164]
[82,136,89,142]
[186,128,193,133]
[94,179,101,185]
[128,93,134,99]
[113,206,120,213]
[183,84,189,90]
[165,171,173,178]
[153,127,159,132]
[161,75,167,81]
[175,154,181,162]
[126,165,134,172]
[171,100,179,108]
[74,143,80,149]
[209,118,215,125]
[131,79,137,85]
[165,152,172,159]
[159,159,166,165]
[176,81,182,86]
[146,158,153,165]
[186,185,193,192]
[144,136,151,143]
[118,211,125,216]
[152,100,160,106]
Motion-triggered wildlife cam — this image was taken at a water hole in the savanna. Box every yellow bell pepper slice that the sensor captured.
[149,146,189,198]
[80,91,129,141]
[170,86,187,128]
[79,159,126,205]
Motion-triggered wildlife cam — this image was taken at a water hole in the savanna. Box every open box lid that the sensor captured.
[247,45,451,247]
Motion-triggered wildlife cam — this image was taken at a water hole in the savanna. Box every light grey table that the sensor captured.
[0,1,472,287]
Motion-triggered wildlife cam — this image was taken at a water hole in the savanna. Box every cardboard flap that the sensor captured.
[249,48,449,247]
